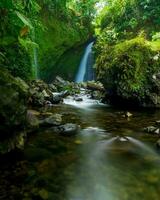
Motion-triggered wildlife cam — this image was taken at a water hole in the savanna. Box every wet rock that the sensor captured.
[0,69,28,153]
[51,123,80,136]
[87,81,105,92]
[48,83,57,92]
[154,128,160,134]
[155,120,160,126]
[28,80,54,107]
[44,100,53,106]
[28,89,45,107]
[91,90,105,100]
[52,91,69,104]
[52,94,63,104]
[27,110,40,128]
[117,136,129,142]
[41,112,53,117]
[40,114,62,127]
[74,96,83,101]
[60,90,70,98]
[59,123,80,136]
[54,76,67,86]
[122,111,133,118]
[30,80,48,91]
[42,90,50,98]
[144,126,157,133]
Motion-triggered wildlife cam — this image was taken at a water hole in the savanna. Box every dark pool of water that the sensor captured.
[0,103,160,200]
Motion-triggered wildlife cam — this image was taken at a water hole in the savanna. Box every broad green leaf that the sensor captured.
[15,11,33,29]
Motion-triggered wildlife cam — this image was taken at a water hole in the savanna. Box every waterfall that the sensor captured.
[31,29,39,79]
[75,42,94,83]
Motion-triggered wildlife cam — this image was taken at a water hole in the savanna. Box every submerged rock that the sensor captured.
[144,126,157,134]
[40,114,62,127]
[51,123,80,136]
[73,96,83,101]
[60,123,80,136]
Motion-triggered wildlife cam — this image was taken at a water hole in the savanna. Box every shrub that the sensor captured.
[96,37,160,104]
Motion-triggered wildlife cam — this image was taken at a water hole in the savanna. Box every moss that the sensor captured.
[0,69,28,140]
[149,39,160,51]
[0,42,32,80]
[49,44,85,82]
[37,13,90,82]
[0,5,91,81]
[96,37,160,105]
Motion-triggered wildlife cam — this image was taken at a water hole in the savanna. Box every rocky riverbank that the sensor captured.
[0,70,105,154]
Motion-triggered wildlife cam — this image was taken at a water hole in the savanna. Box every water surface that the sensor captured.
[0,101,160,200]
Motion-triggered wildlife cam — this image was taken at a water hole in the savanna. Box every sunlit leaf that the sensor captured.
[15,11,33,29]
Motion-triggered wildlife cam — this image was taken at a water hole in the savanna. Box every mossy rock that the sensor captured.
[0,69,28,140]
[96,37,160,106]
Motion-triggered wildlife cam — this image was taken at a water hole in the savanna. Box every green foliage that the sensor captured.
[96,37,160,103]
[96,0,160,39]
[0,0,96,80]
[0,44,31,80]
[37,15,89,81]
[15,11,33,29]
[152,32,160,41]
[0,0,41,79]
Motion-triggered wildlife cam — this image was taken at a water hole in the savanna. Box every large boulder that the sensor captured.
[95,37,160,107]
[0,69,28,152]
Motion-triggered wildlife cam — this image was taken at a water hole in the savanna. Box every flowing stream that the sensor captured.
[1,98,160,200]
[0,44,160,200]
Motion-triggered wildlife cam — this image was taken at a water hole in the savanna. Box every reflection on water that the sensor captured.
[0,101,160,199]
[127,136,160,158]
[66,130,160,200]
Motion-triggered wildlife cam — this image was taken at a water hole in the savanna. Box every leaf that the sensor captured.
[20,26,29,37]
[15,11,33,29]
[0,0,13,9]
[18,37,39,53]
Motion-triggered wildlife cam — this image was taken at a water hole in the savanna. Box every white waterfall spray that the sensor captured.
[31,28,38,79]
[75,42,94,82]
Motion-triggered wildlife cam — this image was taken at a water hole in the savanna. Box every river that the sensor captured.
[0,97,160,200]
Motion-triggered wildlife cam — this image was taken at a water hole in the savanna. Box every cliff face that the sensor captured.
[37,10,90,82]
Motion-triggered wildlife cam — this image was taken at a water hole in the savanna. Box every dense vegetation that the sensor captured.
[0,0,97,81]
[95,0,160,106]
